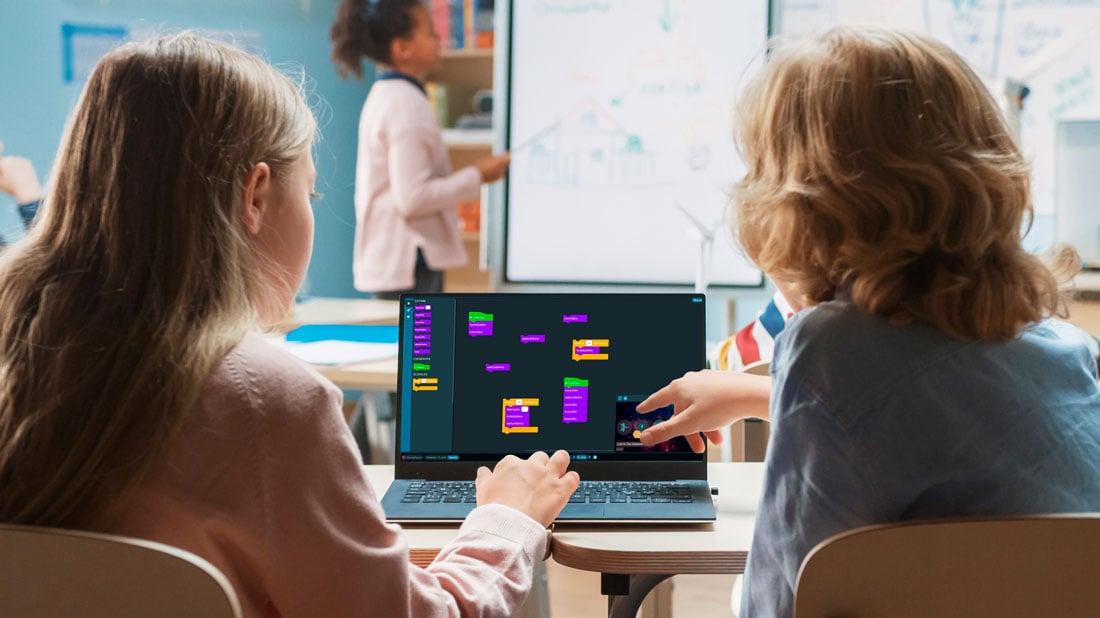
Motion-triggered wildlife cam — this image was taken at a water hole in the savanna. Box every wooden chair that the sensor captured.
[793,514,1100,618]
[0,523,241,618]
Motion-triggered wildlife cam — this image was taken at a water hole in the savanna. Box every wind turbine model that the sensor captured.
[674,202,724,294]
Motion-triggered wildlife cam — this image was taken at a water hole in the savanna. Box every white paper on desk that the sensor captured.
[279,340,398,366]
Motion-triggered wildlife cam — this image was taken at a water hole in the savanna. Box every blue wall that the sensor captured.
[0,0,372,298]
[0,1,1062,334]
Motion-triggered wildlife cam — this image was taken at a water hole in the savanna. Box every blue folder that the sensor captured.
[284,324,399,344]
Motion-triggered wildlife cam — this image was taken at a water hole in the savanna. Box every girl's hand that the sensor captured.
[0,142,44,205]
[475,450,579,527]
[474,152,511,183]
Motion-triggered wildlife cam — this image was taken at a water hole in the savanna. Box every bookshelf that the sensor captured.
[428,51,495,292]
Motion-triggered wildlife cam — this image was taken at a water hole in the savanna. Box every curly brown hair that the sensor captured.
[733,25,1078,340]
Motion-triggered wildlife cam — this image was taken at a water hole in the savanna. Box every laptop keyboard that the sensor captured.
[401,481,478,504]
[400,481,694,504]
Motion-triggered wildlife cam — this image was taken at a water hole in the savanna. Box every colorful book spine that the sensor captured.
[430,0,452,49]
[425,82,449,128]
[450,0,464,49]
[475,0,495,48]
[464,0,475,49]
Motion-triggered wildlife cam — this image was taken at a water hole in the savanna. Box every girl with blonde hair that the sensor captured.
[0,32,577,617]
[640,25,1100,617]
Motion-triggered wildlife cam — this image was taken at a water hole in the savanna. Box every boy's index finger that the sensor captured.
[639,411,689,445]
[635,387,674,413]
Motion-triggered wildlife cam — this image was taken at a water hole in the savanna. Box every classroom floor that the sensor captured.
[544,558,738,617]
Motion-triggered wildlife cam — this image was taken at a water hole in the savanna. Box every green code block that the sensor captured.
[468,311,494,322]
[413,363,431,371]
[563,377,589,387]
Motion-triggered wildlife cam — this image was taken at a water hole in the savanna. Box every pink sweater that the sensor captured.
[96,333,547,617]
[353,78,480,292]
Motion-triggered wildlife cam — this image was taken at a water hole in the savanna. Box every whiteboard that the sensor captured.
[1055,121,1100,262]
[774,0,1100,218]
[502,0,770,287]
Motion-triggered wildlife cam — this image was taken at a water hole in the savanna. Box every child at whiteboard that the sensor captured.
[641,25,1100,617]
[0,33,578,617]
[331,0,510,297]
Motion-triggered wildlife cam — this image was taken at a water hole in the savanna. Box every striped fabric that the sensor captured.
[714,292,795,371]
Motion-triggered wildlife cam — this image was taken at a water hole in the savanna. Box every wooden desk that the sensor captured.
[553,463,764,617]
[1066,299,1100,339]
[279,297,401,391]
[363,463,765,617]
[280,297,400,331]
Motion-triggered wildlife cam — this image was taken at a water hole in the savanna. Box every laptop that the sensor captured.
[379,292,716,523]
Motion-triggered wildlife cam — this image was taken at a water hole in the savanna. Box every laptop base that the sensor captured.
[381,479,716,523]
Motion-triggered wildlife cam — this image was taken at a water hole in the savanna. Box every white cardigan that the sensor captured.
[353,78,480,291]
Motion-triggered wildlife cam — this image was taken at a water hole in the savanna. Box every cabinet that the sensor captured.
[428,49,494,292]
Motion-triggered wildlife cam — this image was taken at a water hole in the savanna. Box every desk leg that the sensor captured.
[601,573,673,618]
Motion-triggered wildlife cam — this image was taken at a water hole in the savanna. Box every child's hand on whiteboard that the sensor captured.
[0,142,43,205]
[474,151,511,184]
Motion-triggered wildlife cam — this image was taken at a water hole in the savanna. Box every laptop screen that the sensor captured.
[396,293,706,464]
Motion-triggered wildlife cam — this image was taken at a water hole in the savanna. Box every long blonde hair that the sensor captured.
[734,25,1077,340]
[0,33,315,526]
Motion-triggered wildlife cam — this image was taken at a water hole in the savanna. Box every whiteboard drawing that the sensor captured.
[504,0,769,286]
[522,100,657,188]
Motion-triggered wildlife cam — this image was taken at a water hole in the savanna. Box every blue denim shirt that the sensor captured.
[742,301,1100,617]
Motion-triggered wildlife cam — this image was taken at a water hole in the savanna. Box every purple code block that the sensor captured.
[414,319,431,326]
[562,409,588,424]
[485,363,511,373]
[414,334,431,341]
[520,334,546,344]
[414,348,431,356]
[414,327,431,333]
[414,304,430,310]
[468,323,494,337]
[414,311,432,318]
[562,314,589,324]
[504,406,530,428]
[574,346,601,355]
[562,386,589,423]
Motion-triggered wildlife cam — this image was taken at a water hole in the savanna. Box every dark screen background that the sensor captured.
[402,294,704,458]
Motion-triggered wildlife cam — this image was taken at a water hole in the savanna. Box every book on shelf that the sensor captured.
[425,81,449,128]
[475,0,495,48]
[430,0,494,50]
[457,200,480,233]
[430,0,451,48]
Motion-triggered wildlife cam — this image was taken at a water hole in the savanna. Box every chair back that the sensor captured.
[741,359,771,376]
[0,523,242,618]
[794,514,1100,618]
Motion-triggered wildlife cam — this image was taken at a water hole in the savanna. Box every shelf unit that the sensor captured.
[429,50,495,292]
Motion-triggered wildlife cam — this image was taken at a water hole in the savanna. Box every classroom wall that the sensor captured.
[0,2,1060,341]
[0,0,370,299]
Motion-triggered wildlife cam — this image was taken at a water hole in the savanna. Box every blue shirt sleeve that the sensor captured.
[18,199,40,228]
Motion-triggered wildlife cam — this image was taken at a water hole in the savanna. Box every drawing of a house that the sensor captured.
[526,99,656,187]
